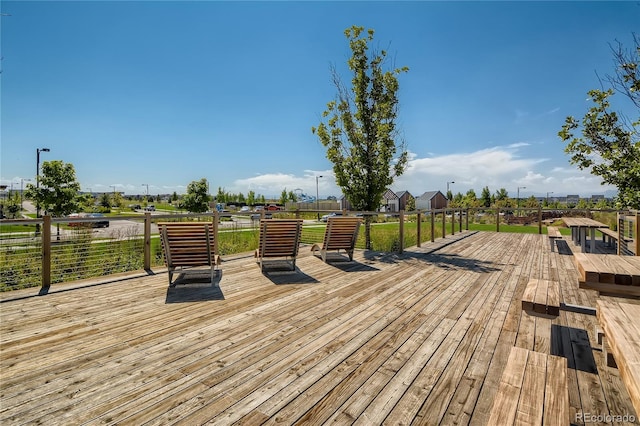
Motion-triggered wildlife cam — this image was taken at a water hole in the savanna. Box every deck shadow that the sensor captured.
[551,324,598,373]
[556,240,574,256]
[165,270,224,303]
[367,250,502,273]
[262,266,320,285]
[314,255,380,272]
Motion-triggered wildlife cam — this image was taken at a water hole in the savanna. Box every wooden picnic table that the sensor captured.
[562,217,610,253]
[597,299,640,415]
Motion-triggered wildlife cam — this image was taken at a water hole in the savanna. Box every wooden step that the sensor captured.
[521,279,560,316]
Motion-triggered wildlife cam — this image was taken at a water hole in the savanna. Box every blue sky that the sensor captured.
[1,1,638,200]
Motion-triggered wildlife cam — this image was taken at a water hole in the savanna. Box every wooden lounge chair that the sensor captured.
[255,219,303,271]
[158,222,221,286]
[311,216,361,262]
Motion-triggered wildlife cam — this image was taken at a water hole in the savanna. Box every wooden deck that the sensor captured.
[1,231,638,425]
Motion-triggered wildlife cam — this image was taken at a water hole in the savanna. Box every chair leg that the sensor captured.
[168,269,175,287]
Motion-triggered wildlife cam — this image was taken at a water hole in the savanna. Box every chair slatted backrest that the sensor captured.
[159,222,216,268]
[257,219,303,259]
[323,217,361,251]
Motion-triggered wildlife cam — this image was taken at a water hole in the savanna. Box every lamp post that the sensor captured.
[446,181,455,206]
[316,175,323,220]
[35,148,50,234]
[517,186,526,216]
[546,191,553,206]
[142,184,149,205]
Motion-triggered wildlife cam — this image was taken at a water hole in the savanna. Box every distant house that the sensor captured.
[339,189,407,212]
[381,189,399,212]
[415,191,448,211]
[395,190,414,211]
[339,195,353,211]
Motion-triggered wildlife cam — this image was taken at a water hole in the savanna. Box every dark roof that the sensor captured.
[382,189,398,200]
[395,190,412,199]
[417,191,443,200]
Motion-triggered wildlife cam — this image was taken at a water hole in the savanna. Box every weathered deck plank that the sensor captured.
[1,231,638,425]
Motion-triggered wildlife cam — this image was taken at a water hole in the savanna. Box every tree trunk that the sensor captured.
[364,216,373,250]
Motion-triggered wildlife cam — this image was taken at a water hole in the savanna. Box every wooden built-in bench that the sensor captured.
[547,226,562,252]
[599,228,619,248]
[488,346,569,425]
[255,219,303,271]
[597,299,640,415]
[158,222,221,286]
[522,279,561,316]
[574,252,640,297]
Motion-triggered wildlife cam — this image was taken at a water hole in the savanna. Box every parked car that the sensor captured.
[68,213,83,227]
[250,212,272,221]
[320,212,342,222]
[239,206,250,212]
[87,213,109,228]
[144,205,156,211]
[68,213,109,228]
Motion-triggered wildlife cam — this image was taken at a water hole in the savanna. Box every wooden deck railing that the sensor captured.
[1,208,637,290]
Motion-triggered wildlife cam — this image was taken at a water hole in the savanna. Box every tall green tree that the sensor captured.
[99,193,111,209]
[312,26,409,249]
[247,190,256,207]
[25,160,80,217]
[180,178,211,213]
[480,186,491,207]
[559,35,639,208]
[280,189,288,206]
[25,160,81,238]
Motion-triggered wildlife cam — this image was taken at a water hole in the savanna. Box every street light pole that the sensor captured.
[446,181,455,206]
[316,175,323,220]
[546,191,553,205]
[35,148,50,234]
[517,186,526,216]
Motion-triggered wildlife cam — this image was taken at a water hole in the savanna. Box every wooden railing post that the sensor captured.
[465,208,469,230]
[496,208,500,233]
[417,211,422,248]
[42,215,51,289]
[442,209,446,238]
[144,212,151,270]
[538,206,542,234]
[399,210,404,253]
[635,211,639,256]
[213,211,219,256]
[431,210,435,242]
[451,209,455,235]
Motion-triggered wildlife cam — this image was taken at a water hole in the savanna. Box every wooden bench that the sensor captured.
[158,222,221,287]
[547,226,562,252]
[600,227,619,249]
[311,216,361,262]
[574,252,640,297]
[255,219,303,271]
[597,299,640,415]
[522,279,561,316]
[488,346,569,425]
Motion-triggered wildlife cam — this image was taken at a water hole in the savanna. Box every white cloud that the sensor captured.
[224,144,617,199]
[86,145,615,198]
[233,170,338,198]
